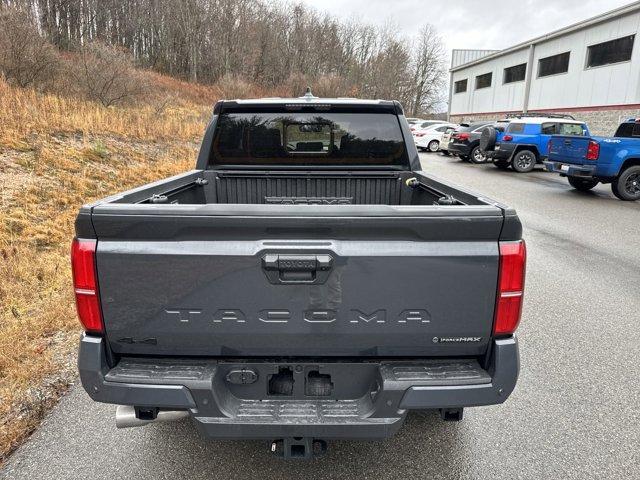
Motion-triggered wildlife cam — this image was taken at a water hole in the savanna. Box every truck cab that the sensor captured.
[545,118,640,201]
[483,115,590,173]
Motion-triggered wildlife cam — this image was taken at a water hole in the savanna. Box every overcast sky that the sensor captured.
[298,0,634,61]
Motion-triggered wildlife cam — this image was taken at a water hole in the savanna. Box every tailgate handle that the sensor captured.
[262,254,333,284]
[564,139,572,145]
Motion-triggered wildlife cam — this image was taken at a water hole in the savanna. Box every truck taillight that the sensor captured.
[586,140,600,160]
[494,240,526,336]
[71,238,103,334]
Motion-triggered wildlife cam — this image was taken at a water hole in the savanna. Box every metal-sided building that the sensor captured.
[448,1,640,135]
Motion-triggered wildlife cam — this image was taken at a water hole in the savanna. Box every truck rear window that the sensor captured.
[211,112,408,167]
[614,122,640,138]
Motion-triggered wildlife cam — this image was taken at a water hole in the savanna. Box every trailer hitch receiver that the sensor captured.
[271,438,327,459]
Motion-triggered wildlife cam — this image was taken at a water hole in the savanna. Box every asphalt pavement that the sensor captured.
[2,153,639,479]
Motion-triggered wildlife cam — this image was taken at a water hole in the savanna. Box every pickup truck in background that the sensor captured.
[73,94,526,459]
[545,118,640,201]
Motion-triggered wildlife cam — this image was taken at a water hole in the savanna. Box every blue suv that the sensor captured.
[480,115,590,173]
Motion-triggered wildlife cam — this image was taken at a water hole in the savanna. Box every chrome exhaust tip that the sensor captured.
[115,405,189,429]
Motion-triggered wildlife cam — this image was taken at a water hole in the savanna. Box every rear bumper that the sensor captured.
[544,160,596,178]
[448,142,471,156]
[78,335,519,440]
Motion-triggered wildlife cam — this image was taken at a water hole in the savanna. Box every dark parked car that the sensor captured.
[73,95,525,459]
[448,121,495,163]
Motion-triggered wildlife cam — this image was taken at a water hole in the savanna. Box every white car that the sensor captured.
[439,125,458,155]
[409,119,444,134]
[406,117,425,125]
[414,123,456,152]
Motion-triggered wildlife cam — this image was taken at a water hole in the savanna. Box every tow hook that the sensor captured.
[270,438,327,459]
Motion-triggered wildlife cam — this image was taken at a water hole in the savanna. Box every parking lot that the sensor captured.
[2,152,639,480]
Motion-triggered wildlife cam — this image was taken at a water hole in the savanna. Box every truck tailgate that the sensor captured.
[92,207,504,357]
[549,135,591,164]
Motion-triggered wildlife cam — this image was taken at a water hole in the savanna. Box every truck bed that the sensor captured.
[76,169,518,359]
[100,170,496,206]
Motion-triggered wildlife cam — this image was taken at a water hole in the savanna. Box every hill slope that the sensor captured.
[0,75,215,462]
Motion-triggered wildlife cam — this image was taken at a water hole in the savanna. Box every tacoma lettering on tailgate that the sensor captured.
[165,308,431,325]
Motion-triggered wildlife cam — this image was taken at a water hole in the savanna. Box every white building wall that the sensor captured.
[449,8,640,116]
[528,10,640,110]
[450,49,529,115]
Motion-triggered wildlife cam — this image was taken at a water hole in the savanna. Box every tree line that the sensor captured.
[0,0,446,114]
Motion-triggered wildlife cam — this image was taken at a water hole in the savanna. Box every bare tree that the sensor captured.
[73,41,148,106]
[409,24,446,116]
[0,7,60,88]
[0,1,448,113]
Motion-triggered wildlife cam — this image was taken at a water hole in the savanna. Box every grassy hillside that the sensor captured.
[0,75,215,461]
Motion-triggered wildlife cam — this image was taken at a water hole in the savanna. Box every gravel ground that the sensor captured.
[2,153,639,480]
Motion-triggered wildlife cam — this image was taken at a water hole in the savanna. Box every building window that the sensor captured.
[454,79,467,93]
[503,63,527,84]
[587,35,635,68]
[475,72,492,89]
[538,52,570,77]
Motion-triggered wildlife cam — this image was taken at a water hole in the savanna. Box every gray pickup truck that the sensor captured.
[72,94,525,459]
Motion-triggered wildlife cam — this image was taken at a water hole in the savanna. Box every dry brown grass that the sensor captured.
[0,79,212,145]
[0,77,215,461]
